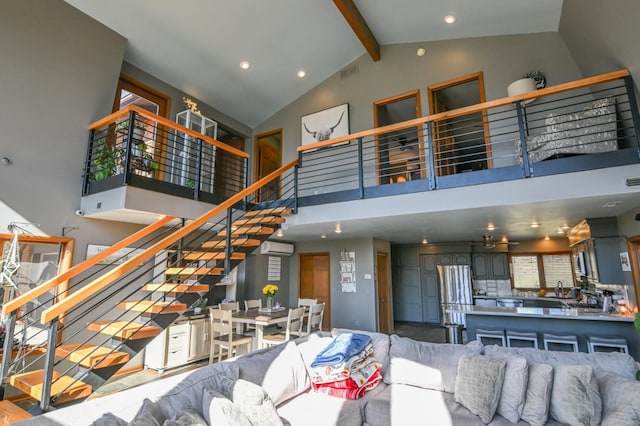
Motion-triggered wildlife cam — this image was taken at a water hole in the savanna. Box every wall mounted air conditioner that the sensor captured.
[260,241,294,256]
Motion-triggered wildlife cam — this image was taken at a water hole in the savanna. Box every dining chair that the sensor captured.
[297,298,318,309]
[244,299,262,310]
[305,302,325,335]
[219,301,239,311]
[261,307,306,348]
[208,307,253,363]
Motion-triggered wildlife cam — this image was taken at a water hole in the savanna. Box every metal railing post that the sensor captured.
[623,75,640,159]
[357,138,364,199]
[293,166,299,214]
[194,138,203,200]
[515,102,532,177]
[224,208,233,275]
[426,124,437,190]
[40,319,59,412]
[0,311,17,398]
[82,129,95,196]
[122,110,136,185]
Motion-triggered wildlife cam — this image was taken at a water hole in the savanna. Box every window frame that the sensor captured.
[509,251,576,290]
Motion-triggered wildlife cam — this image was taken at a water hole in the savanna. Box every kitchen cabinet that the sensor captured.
[145,315,210,371]
[472,253,509,280]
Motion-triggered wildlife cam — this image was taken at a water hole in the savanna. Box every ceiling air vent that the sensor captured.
[626,177,640,187]
[340,64,359,80]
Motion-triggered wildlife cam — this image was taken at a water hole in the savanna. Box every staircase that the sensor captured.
[0,161,298,412]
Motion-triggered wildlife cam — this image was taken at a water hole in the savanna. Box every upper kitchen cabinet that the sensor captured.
[472,253,509,280]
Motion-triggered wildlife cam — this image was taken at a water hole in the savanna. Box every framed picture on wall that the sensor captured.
[301,103,349,147]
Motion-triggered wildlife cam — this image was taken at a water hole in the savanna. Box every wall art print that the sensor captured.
[301,103,349,147]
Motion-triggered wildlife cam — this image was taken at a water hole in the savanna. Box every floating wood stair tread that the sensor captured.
[232,216,286,226]
[201,238,260,249]
[87,321,161,340]
[10,370,92,404]
[244,207,292,217]
[117,301,187,314]
[183,251,246,261]
[217,226,274,237]
[56,343,129,369]
[143,283,209,293]
[165,267,224,276]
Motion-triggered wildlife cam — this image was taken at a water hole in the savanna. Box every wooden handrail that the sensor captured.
[2,216,175,317]
[40,160,298,324]
[88,105,249,159]
[298,69,631,152]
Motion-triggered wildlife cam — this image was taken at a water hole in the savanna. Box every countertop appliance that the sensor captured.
[438,264,473,327]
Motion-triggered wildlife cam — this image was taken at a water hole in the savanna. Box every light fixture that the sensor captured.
[603,201,623,208]
[297,70,306,78]
[444,15,456,24]
[507,78,536,103]
[239,61,251,70]
[416,48,426,57]
[276,229,284,237]
[487,223,496,231]
[1,157,11,165]
[321,234,327,239]
[422,238,428,245]
[500,236,509,243]
[544,235,550,241]
[529,222,540,228]
[556,228,566,234]
[334,224,342,234]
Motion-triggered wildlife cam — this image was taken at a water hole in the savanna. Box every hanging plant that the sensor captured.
[523,70,546,90]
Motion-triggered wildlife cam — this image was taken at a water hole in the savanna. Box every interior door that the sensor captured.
[420,254,441,324]
[376,252,392,333]
[254,129,282,201]
[298,253,331,330]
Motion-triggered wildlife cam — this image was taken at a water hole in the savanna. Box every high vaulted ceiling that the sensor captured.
[64,0,563,128]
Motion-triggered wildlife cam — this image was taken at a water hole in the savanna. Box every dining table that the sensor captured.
[232,307,290,349]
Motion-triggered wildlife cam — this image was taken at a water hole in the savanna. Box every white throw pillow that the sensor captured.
[486,353,529,423]
[550,365,602,426]
[596,369,640,426]
[521,362,554,426]
[454,355,506,424]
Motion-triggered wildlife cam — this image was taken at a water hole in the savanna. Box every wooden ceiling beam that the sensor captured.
[333,0,380,62]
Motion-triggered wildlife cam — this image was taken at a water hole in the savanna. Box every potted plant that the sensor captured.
[191,296,208,314]
[90,137,124,181]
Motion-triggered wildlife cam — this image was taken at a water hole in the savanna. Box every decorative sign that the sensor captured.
[340,250,356,292]
[267,256,282,281]
[620,252,631,272]
[86,244,145,265]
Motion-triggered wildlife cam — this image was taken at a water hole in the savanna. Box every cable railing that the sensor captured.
[82,105,249,204]
[297,70,640,206]
[1,160,297,411]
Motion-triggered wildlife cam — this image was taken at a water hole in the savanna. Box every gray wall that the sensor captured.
[292,238,379,332]
[243,250,292,308]
[253,32,583,165]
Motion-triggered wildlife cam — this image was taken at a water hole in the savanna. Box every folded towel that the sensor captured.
[309,343,375,384]
[311,333,371,367]
[312,366,382,400]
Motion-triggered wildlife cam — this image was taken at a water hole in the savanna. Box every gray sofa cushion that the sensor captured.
[385,334,483,393]
[234,340,310,406]
[331,328,390,373]
[485,353,528,423]
[163,408,208,426]
[455,355,506,424]
[157,361,239,420]
[129,398,166,425]
[521,362,554,426]
[596,369,640,426]
[550,365,601,426]
[483,344,638,379]
[276,388,363,426]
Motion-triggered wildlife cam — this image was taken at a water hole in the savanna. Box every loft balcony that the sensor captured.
[80,70,640,225]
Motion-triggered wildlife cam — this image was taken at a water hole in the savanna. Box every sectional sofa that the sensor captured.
[16,328,640,425]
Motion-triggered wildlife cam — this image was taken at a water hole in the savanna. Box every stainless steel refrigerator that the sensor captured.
[437,264,474,327]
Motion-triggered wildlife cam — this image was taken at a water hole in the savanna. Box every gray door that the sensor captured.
[420,255,440,324]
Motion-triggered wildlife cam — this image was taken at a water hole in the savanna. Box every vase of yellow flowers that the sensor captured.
[262,284,278,310]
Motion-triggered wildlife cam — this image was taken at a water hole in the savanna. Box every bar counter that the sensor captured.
[448,305,639,360]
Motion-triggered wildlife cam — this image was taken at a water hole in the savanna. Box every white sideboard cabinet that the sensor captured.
[144,315,210,372]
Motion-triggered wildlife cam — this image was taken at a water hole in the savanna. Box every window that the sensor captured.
[511,253,575,289]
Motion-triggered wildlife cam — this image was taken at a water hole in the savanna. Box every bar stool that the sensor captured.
[587,336,628,354]
[475,328,506,346]
[506,330,538,349]
[543,333,579,352]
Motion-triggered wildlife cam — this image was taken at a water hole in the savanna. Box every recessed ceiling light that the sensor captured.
[500,236,509,243]
[556,228,566,234]
[276,229,284,237]
[444,15,456,24]
[529,222,540,228]
[416,48,426,57]
[544,235,550,241]
[334,224,342,234]
[240,61,250,70]
[297,70,306,78]
[321,234,326,239]
[422,238,428,244]
[487,223,496,231]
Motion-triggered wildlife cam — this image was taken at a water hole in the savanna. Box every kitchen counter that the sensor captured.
[450,305,632,322]
[447,305,639,359]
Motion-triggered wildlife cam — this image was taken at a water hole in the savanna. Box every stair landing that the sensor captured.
[10,370,91,404]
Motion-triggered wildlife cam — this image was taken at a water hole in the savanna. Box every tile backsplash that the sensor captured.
[474,280,512,297]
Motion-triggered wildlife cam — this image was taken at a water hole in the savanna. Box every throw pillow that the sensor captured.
[550,365,602,426]
[218,376,283,426]
[521,362,554,426]
[92,412,128,426]
[202,388,252,426]
[596,369,640,426]
[129,398,167,426]
[385,334,483,393]
[234,340,310,406]
[454,355,506,424]
[163,408,208,426]
[157,361,239,420]
[486,353,528,423]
